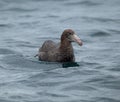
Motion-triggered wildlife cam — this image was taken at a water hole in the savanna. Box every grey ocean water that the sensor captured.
[0,0,120,102]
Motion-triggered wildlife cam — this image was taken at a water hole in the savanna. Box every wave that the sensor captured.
[0,48,16,55]
[1,7,37,12]
[93,97,120,102]
[90,30,110,37]
[0,23,13,28]
[64,0,101,6]
[82,16,120,23]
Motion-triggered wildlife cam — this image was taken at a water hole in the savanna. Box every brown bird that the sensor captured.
[36,29,83,62]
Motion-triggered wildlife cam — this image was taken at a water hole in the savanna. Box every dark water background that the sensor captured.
[0,0,120,102]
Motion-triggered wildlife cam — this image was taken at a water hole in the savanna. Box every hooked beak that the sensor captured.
[71,34,83,46]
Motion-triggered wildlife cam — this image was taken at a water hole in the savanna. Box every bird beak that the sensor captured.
[71,34,83,46]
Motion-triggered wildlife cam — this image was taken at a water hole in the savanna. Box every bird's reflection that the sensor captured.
[62,62,79,68]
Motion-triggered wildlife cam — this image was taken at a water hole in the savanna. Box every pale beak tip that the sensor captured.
[72,34,83,46]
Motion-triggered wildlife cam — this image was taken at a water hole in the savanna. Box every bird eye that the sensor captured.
[68,32,72,35]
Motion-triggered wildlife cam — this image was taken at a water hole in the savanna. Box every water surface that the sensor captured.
[0,0,120,102]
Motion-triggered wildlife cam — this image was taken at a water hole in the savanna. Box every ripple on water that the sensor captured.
[93,97,120,102]
[84,73,120,90]
[0,24,13,28]
[0,99,15,102]
[5,7,37,12]
[82,17,120,23]
[37,91,69,98]
[108,29,120,34]
[1,54,42,69]
[0,48,16,55]
[64,0,101,6]
[90,30,110,37]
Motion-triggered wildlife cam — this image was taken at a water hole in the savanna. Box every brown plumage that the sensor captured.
[37,29,83,62]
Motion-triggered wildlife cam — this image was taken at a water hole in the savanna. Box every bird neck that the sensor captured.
[60,39,73,54]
